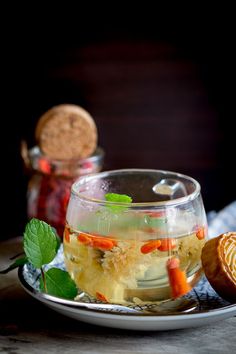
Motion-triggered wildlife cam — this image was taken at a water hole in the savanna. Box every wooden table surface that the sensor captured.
[0,237,236,354]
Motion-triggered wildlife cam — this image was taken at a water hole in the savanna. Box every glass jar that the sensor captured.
[23,145,104,236]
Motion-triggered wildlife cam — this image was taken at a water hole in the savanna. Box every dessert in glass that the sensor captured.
[63,169,207,305]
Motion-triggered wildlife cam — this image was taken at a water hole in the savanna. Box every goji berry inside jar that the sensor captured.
[25,145,104,236]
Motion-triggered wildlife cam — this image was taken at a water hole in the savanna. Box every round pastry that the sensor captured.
[35,104,97,160]
[201,232,236,302]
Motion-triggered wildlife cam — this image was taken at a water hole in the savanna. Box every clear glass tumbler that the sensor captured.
[63,169,207,304]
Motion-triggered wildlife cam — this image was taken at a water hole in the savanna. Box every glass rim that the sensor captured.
[71,168,201,207]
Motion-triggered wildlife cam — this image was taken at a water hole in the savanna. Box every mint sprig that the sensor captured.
[1,218,77,300]
[39,268,77,299]
[23,218,58,268]
[105,193,132,204]
[105,193,132,212]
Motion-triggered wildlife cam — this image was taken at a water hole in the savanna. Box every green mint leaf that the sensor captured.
[105,193,132,212]
[0,256,28,274]
[39,268,77,299]
[105,193,132,203]
[23,218,58,268]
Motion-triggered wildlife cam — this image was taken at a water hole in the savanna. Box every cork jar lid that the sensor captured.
[35,104,98,160]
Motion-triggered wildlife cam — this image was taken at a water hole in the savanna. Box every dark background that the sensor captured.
[2,14,235,239]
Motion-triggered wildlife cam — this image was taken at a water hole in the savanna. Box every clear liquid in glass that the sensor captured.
[63,223,206,304]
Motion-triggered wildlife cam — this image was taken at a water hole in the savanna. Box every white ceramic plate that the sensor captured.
[18,247,236,331]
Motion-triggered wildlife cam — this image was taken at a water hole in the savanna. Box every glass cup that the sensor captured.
[63,169,207,305]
